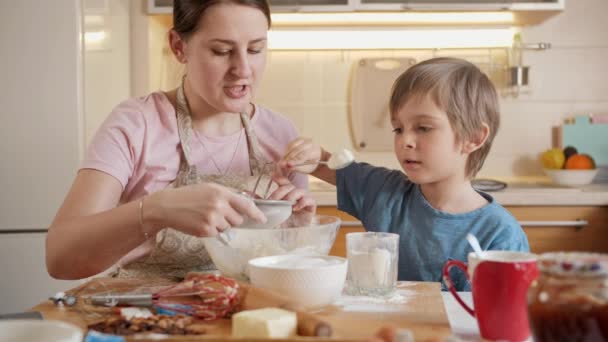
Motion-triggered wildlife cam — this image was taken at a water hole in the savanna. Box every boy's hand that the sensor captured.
[279,137,323,174]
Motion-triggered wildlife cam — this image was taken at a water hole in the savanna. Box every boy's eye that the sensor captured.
[392,128,403,134]
[417,126,432,132]
[248,49,262,54]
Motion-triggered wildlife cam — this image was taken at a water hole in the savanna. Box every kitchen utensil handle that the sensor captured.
[90,294,154,307]
[291,160,327,167]
[296,311,332,337]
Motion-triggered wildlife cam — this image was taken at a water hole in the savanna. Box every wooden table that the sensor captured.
[31,278,451,341]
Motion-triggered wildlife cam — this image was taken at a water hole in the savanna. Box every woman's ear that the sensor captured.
[463,123,490,154]
[169,30,187,64]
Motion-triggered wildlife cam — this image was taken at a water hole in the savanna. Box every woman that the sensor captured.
[46,0,314,280]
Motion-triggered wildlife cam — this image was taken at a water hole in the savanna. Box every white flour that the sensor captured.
[333,289,416,312]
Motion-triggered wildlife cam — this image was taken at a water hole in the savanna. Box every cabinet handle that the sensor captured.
[340,221,363,227]
[340,220,589,228]
[519,220,588,229]
[273,5,301,12]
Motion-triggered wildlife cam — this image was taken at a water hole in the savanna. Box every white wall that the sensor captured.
[0,0,83,313]
[84,0,131,143]
[144,0,608,179]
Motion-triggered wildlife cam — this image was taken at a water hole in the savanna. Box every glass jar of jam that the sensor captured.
[527,252,608,342]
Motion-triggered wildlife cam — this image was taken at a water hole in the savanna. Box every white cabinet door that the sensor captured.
[0,234,81,314]
[0,0,84,313]
[0,0,83,231]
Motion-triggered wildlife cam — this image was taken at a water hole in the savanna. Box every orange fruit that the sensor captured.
[564,154,595,170]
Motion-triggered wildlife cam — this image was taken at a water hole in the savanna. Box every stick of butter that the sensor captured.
[232,308,297,338]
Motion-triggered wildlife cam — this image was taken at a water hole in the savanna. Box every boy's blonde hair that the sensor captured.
[389,57,499,179]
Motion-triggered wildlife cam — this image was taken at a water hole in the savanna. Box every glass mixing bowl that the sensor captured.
[203,215,341,281]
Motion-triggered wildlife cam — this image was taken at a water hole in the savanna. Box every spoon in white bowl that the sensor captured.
[466,233,485,259]
[291,148,355,170]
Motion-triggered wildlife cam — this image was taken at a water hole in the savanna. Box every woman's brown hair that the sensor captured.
[173,0,272,39]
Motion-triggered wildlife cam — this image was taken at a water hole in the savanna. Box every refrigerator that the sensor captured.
[0,0,85,314]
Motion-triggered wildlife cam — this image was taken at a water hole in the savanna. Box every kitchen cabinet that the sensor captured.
[146,0,564,14]
[356,0,564,11]
[507,206,608,254]
[318,205,608,257]
[0,234,80,314]
[0,0,84,314]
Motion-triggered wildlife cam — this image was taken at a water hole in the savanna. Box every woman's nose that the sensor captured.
[231,52,252,78]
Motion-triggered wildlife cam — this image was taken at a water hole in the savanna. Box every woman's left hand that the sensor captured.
[268,168,316,213]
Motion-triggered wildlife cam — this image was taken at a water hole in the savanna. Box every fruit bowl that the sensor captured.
[543,169,599,187]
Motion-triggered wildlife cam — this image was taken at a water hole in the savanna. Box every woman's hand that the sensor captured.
[269,163,316,213]
[146,182,267,237]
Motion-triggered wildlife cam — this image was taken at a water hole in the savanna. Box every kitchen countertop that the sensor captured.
[309,178,608,206]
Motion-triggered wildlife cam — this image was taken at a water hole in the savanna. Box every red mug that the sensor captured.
[443,251,538,341]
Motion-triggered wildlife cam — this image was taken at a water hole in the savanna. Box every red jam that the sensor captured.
[528,252,608,342]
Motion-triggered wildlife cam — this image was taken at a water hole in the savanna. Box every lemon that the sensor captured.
[541,148,566,169]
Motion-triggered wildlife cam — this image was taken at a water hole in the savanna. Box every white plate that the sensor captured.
[0,320,83,342]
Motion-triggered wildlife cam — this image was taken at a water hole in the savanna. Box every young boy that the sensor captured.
[279,57,529,291]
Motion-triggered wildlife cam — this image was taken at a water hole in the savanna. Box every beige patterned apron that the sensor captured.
[116,80,272,280]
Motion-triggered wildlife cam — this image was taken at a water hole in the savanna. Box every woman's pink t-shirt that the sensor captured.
[81,92,308,202]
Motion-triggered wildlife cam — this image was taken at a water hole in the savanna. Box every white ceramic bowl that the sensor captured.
[544,168,599,186]
[204,215,341,281]
[237,199,293,229]
[249,254,347,309]
[0,320,83,342]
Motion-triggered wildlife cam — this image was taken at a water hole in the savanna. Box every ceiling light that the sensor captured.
[268,28,515,50]
[270,12,515,26]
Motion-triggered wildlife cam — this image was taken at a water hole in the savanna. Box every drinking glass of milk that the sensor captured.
[345,232,399,297]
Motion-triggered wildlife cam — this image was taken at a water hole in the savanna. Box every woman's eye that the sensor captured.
[248,49,262,54]
[392,128,403,134]
[417,126,432,132]
[212,50,231,56]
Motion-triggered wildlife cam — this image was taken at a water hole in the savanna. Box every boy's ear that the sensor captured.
[169,30,188,64]
[463,123,490,154]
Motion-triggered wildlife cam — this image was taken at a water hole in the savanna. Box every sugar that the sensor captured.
[327,149,355,169]
[349,248,392,288]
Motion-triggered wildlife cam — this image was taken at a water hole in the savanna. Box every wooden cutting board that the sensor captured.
[350,57,417,152]
[31,278,450,341]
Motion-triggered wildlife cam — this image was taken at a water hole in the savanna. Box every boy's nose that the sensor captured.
[399,135,415,149]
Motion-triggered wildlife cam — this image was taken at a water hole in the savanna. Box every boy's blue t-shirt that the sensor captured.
[336,162,529,291]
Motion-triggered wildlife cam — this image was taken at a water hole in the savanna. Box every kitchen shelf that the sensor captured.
[147,0,565,26]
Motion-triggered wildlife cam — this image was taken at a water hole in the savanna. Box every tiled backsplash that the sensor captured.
[150,0,608,178]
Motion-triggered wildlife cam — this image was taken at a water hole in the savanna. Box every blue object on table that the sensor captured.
[153,303,192,316]
[85,331,125,342]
